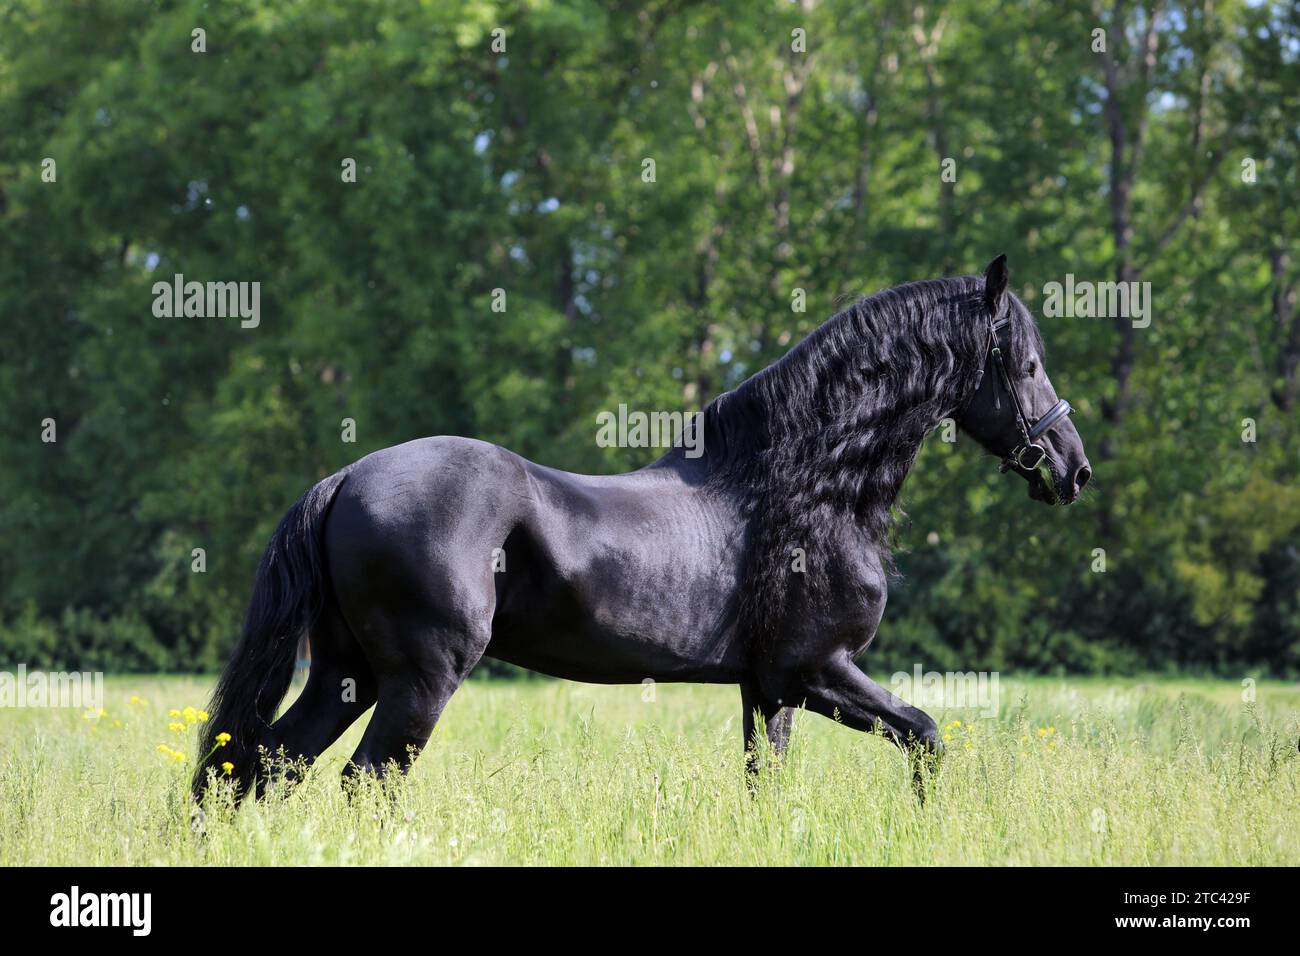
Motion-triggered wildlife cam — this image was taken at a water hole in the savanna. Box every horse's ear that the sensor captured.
[983,253,1009,317]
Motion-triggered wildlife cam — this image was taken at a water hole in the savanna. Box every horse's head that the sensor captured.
[956,255,1091,505]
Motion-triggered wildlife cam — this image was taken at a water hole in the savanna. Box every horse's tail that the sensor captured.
[193,467,351,803]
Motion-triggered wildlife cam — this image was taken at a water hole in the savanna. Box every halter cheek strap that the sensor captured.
[982,318,1073,473]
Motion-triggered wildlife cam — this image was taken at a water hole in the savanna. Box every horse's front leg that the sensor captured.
[740,682,793,781]
[794,651,942,800]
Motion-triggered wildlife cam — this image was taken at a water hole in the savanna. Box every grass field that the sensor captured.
[1,675,1297,865]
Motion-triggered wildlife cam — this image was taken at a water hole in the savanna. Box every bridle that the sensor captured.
[977,316,1073,474]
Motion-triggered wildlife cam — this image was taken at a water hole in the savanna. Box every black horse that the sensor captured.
[195,255,1090,801]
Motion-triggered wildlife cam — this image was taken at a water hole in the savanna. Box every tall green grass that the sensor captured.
[1,676,1296,865]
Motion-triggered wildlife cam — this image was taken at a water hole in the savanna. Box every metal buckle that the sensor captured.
[1016,443,1047,471]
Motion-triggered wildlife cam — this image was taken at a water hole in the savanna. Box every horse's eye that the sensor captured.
[1026,361,1038,376]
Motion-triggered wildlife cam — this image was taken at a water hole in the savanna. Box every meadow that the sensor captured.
[1,675,1296,866]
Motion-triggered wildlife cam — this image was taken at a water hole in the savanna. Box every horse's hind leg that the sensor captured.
[320,453,505,789]
[257,604,378,794]
[342,618,491,786]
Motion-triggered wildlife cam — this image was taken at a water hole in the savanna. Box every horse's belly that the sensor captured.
[486,565,745,684]
[483,632,744,684]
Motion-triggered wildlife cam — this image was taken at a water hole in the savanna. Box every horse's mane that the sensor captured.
[690,273,1044,655]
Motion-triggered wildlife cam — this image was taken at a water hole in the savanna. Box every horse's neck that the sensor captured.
[823,360,964,519]
[697,303,975,514]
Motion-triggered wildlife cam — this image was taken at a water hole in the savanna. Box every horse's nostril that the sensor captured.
[1074,464,1092,490]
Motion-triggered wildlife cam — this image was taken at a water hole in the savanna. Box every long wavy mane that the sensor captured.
[693,274,1043,655]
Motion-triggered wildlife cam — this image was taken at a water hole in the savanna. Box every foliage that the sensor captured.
[0,0,1296,673]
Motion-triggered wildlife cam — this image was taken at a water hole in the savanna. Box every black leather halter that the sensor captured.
[981,318,1073,473]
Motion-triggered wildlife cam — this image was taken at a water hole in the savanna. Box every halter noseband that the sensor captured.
[981,317,1073,474]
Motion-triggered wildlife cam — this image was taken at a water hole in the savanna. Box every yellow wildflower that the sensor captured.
[215,732,232,746]
[221,762,234,775]
[157,743,187,763]
[169,709,181,718]
[169,722,185,733]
